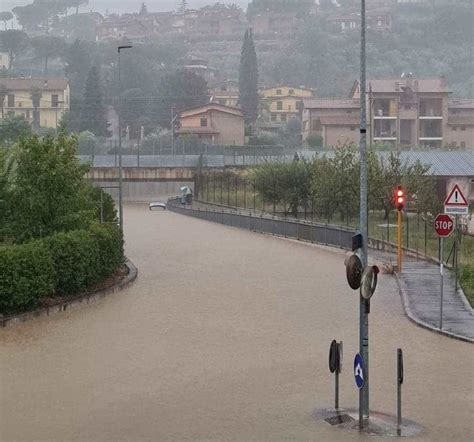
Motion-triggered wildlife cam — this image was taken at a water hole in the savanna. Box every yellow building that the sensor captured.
[260,85,314,125]
[0,78,70,129]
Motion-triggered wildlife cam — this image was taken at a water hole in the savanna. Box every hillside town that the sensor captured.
[1,1,473,441]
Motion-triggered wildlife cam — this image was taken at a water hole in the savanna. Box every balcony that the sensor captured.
[419,119,442,140]
[373,118,397,141]
[372,98,397,119]
[419,98,443,119]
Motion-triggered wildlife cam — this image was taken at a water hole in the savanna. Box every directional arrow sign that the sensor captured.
[354,353,365,390]
[444,184,469,215]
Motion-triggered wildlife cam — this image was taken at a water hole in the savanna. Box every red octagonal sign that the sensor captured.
[434,214,454,237]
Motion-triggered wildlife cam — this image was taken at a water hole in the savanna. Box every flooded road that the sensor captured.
[1,204,473,441]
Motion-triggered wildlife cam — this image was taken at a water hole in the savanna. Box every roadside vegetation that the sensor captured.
[0,134,123,315]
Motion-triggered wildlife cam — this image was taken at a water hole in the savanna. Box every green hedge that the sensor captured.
[0,241,55,314]
[0,224,124,314]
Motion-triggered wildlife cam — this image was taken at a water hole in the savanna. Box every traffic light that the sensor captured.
[395,186,405,211]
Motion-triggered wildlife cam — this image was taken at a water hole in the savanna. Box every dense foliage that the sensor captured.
[0,224,123,314]
[239,29,259,124]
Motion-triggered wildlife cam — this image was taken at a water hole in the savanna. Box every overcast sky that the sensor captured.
[2,1,250,14]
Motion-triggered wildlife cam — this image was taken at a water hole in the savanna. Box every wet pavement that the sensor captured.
[1,204,473,441]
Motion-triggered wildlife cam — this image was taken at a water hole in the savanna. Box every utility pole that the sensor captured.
[117,45,133,233]
[358,0,369,426]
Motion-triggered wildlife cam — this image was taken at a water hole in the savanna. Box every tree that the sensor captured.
[0,30,29,70]
[0,12,13,30]
[0,114,32,144]
[5,134,93,242]
[79,66,110,137]
[239,29,259,124]
[30,87,43,132]
[31,35,65,73]
[119,88,148,139]
[0,83,8,118]
[139,2,148,15]
[153,69,208,129]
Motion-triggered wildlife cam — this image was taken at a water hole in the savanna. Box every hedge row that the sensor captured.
[0,224,124,315]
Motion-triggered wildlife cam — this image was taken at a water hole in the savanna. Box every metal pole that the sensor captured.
[359,0,369,426]
[118,49,123,233]
[397,348,403,437]
[171,108,175,156]
[335,370,339,410]
[440,236,444,330]
[454,215,459,291]
[398,210,402,272]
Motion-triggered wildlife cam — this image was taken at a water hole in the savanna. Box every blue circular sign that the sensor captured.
[354,353,365,389]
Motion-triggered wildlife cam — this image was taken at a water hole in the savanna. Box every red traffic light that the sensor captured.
[395,186,405,211]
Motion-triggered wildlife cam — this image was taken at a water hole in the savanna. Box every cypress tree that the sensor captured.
[239,29,259,124]
[80,66,110,137]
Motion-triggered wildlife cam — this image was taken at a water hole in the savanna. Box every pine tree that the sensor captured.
[239,29,259,125]
[80,66,110,137]
[139,3,148,15]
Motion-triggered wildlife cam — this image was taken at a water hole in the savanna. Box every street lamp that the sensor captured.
[117,44,133,233]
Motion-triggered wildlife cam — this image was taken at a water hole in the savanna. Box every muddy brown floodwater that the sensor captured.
[1,204,473,441]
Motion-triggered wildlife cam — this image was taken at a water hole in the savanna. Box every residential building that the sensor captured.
[182,56,219,83]
[0,78,70,129]
[446,99,474,150]
[192,4,247,37]
[327,11,393,33]
[261,86,314,126]
[210,80,239,107]
[302,98,360,148]
[0,52,10,70]
[176,103,244,145]
[303,76,473,149]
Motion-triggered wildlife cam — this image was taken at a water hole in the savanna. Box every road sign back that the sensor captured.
[444,184,468,206]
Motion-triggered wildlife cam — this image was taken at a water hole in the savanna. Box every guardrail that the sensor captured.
[167,198,354,250]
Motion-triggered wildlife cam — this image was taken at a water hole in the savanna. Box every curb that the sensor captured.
[0,259,138,328]
[393,272,474,344]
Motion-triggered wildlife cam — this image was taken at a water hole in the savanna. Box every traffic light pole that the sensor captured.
[359,0,369,427]
[397,209,402,272]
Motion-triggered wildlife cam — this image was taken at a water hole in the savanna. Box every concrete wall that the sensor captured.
[211,110,245,145]
[324,125,359,148]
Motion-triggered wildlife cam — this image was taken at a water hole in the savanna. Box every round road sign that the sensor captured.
[434,214,454,237]
[354,353,365,389]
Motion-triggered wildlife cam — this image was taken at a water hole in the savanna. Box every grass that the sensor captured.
[200,184,474,306]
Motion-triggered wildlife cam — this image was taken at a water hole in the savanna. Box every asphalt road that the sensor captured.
[1,204,472,441]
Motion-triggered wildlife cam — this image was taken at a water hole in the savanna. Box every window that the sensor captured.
[220,85,227,91]
[276,89,282,95]
[52,94,59,108]
[289,89,294,95]
[461,126,466,131]
[280,113,287,123]
[200,117,207,127]
[461,142,466,148]
[296,101,303,112]
[218,99,226,105]
[271,113,277,122]
[7,94,14,107]
[277,101,283,110]
[452,126,457,131]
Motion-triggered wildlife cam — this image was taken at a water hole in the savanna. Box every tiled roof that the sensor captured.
[303,98,359,109]
[0,78,68,91]
[179,103,243,118]
[319,116,360,126]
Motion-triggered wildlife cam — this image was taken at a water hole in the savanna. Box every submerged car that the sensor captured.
[149,202,167,211]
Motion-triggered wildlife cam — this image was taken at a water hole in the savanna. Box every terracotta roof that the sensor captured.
[303,98,359,109]
[447,116,474,126]
[449,99,474,109]
[319,116,360,126]
[368,78,449,93]
[0,78,69,91]
[179,103,243,118]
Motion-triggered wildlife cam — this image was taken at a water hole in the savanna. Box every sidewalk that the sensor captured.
[371,250,474,343]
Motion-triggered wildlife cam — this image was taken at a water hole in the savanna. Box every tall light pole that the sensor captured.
[117,45,132,233]
[359,0,369,426]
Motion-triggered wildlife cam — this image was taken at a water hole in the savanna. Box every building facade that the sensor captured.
[303,77,473,149]
[261,86,314,126]
[0,52,10,70]
[0,78,70,129]
[176,103,244,146]
[210,80,239,107]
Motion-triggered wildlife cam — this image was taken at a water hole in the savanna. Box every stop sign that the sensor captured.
[434,214,454,237]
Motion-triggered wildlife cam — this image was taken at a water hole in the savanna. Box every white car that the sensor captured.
[149,202,167,211]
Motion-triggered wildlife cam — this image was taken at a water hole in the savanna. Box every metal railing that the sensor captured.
[167,198,355,250]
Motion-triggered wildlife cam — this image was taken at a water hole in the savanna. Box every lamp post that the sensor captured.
[117,45,133,233]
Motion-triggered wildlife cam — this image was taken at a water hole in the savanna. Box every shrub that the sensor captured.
[89,223,124,278]
[46,230,102,296]
[0,241,55,314]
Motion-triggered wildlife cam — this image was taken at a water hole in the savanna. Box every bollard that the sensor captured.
[397,348,404,437]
